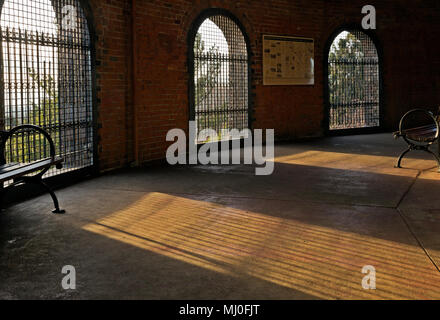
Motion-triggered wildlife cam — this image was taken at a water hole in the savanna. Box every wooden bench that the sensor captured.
[0,124,65,213]
[393,108,440,172]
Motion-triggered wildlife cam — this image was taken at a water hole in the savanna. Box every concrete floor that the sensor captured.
[1,133,440,299]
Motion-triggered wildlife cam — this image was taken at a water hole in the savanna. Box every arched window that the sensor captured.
[189,11,249,143]
[0,0,94,177]
[327,29,381,131]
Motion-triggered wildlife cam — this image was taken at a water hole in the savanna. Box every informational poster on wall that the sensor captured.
[263,35,314,85]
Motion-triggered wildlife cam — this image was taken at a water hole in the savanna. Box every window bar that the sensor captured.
[6,28,13,134]
[328,30,379,130]
[43,59,48,158]
[74,25,81,166]
[12,28,19,161]
[25,30,32,161]
[1,0,94,178]
[193,15,248,142]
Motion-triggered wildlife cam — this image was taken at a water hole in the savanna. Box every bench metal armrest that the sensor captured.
[393,131,403,139]
[398,108,439,141]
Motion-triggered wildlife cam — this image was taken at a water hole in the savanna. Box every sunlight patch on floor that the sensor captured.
[83,192,440,299]
[274,150,436,176]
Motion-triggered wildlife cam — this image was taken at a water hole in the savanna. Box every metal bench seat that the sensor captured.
[393,108,440,171]
[0,125,65,213]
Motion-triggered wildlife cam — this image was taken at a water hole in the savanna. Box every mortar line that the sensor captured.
[95,186,398,210]
[395,169,440,273]
[394,170,421,209]
[396,207,440,273]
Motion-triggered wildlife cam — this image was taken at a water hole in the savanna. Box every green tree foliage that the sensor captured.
[194,32,221,108]
[5,68,59,163]
[27,68,60,128]
[328,32,365,105]
[194,32,229,141]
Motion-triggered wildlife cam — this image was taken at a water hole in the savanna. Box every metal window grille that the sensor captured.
[0,0,93,178]
[193,15,248,143]
[328,30,380,130]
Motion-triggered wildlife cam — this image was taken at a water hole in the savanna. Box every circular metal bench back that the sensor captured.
[0,125,56,177]
[399,108,439,145]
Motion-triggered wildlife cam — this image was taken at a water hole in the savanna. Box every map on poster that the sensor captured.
[263,35,314,85]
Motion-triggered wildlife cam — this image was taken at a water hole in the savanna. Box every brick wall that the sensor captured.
[88,0,134,170]
[88,0,440,170]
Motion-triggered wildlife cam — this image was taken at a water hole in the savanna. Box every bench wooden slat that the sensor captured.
[404,129,436,136]
[406,128,436,135]
[0,156,63,183]
[0,162,21,172]
[407,130,436,137]
[402,124,436,134]
[401,123,437,142]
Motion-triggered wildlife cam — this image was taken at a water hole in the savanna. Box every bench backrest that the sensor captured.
[436,107,440,124]
[0,125,56,166]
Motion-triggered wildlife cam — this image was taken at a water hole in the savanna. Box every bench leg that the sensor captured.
[30,178,65,214]
[438,138,440,171]
[396,145,440,172]
[40,180,65,214]
[3,177,66,214]
[395,147,411,168]
[424,148,440,173]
